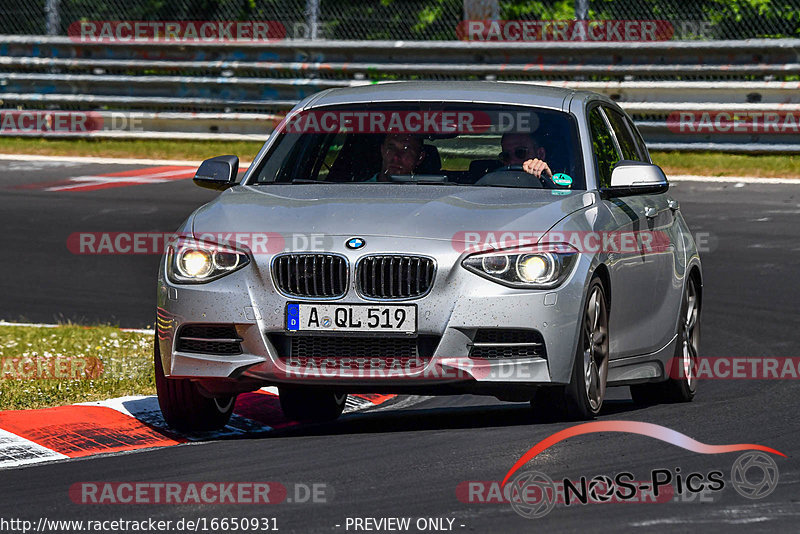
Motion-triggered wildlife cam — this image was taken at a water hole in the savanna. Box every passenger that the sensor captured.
[367,133,426,182]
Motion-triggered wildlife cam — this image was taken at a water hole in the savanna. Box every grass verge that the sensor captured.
[0,138,798,178]
[0,324,154,411]
[651,151,800,179]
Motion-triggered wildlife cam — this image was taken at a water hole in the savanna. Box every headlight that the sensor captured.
[167,238,249,284]
[462,243,578,288]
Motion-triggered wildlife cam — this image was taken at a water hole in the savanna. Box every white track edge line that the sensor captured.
[0,321,154,334]
[670,174,800,184]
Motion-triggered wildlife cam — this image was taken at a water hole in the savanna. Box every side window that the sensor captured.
[603,107,641,161]
[588,107,620,188]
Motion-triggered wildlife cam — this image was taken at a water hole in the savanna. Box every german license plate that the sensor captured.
[286,303,416,333]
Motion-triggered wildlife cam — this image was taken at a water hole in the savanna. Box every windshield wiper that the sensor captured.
[387,174,456,185]
[399,180,458,185]
[469,183,548,189]
[251,179,329,185]
[253,178,459,185]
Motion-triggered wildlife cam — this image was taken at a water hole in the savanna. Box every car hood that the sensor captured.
[191,184,594,244]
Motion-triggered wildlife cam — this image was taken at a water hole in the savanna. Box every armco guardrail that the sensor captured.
[2,36,798,69]
[1,36,799,151]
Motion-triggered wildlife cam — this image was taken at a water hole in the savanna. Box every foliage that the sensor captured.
[2,0,798,39]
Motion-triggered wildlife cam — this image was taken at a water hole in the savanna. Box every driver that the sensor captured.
[499,133,552,180]
[366,133,426,182]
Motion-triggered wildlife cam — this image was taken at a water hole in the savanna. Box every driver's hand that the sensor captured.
[522,158,552,179]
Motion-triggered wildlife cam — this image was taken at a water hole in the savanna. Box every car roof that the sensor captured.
[303,81,579,111]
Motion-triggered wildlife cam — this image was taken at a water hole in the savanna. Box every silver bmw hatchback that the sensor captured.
[154,81,702,430]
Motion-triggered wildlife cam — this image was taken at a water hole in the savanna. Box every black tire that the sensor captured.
[533,278,610,420]
[279,387,347,423]
[631,276,700,405]
[154,336,236,431]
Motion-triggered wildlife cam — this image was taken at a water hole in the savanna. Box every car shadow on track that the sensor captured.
[257,397,646,440]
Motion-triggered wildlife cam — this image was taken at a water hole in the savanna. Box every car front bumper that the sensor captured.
[156,236,590,393]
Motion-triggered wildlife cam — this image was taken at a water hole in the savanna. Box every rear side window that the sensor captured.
[588,107,621,188]
[603,107,642,161]
[627,116,651,162]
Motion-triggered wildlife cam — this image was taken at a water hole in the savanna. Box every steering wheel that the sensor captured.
[479,164,547,188]
[494,164,525,172]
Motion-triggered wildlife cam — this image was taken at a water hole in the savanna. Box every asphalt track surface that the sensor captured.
[1,158,799,532]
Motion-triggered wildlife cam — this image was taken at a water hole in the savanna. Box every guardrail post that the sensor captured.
[575,0,589,21]
[463,0,500,19]
[306,0,320,40]
[45,0,60,35]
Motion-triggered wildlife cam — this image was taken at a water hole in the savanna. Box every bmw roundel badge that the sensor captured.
[346,237,366,250]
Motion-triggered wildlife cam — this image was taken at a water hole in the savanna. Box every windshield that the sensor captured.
[249,103,586,190]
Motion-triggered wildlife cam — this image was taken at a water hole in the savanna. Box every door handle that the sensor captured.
[644,206,658,218]
[668,199,679,211]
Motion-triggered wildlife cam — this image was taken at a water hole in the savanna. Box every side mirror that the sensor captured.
[603,161,669,197]
[193,155,239,191]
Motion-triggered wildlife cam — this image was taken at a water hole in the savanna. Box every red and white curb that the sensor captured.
[14,165,200,192]
[0,388,395,470]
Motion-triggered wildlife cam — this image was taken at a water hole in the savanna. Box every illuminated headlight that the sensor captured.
[462,244,578,288]
[167,238,249,283]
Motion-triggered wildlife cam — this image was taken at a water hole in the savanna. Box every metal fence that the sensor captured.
[2,36,799,152]
[2,0,800,40]
[1,1,799,151]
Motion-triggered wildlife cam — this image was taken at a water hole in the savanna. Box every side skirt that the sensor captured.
[606,334,677,386]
